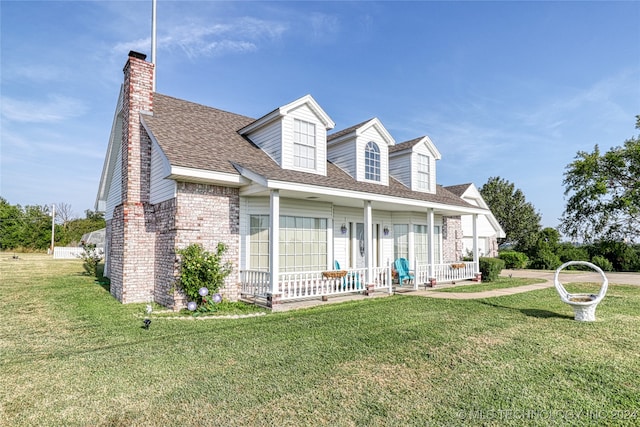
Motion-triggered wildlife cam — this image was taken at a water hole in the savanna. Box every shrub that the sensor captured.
[591,255,613,272]
[176,243,232,305]
[479,257,505,282]
[78,243,103,277]
[529,248,562,270]
[556,243,590,265]
[587,240,640,272]
[498,251,529,269]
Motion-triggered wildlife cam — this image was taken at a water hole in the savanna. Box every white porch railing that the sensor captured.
[240,267,392,301]
[432,262,477,283]
[415,261,477,285]
[279,267,369,301]
[240,261,478,301]
[240,270,271,297]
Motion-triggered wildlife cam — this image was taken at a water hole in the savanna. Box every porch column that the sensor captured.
[269,190,280,295]
[472,213,480,272]
[428,208,435,282]
[364,200,373,285]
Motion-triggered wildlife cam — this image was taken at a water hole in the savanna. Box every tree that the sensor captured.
[62,210,105,246]
[560,116,640,243]
[0,198,24,250]
[527,227,562,270]
[55,202,76,231]
[0,198,56,250]
[479,176,542,251]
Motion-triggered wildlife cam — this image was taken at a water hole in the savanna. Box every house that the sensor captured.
[444,183,505,258]
[96,51,498,309]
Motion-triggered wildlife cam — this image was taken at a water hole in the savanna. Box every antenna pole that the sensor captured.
[151,0,157,91]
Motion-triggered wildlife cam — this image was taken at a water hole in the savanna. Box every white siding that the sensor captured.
[150,142,176,204]
[357,126,389,185]
[246,120,282,165]
[389,151,412,189]
[104,149,122,221]
[327,138,357,178]
[282,104,327,175]
[389,142,438,194]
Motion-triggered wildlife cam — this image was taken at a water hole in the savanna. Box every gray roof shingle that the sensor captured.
[142,93,477,209]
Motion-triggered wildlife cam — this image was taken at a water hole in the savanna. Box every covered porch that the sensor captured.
[238,186,487,309]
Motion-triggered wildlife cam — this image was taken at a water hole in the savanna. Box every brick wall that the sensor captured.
[442,216,463,262]
[153,198,178,307]
[174,182,241,304]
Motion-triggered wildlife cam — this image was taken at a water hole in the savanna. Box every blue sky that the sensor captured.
[1,1,639,229]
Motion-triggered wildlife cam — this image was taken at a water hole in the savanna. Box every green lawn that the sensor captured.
[435,276,547,293]
[2,254,639,426]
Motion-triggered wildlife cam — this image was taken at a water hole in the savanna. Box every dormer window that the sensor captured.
[417,154,430,190]
[365,141,380,181]
[293,119,316,169]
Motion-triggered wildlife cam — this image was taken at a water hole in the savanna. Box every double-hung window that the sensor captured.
[293,119,316,169]
[365,141,380,181]
[417,154,430,190]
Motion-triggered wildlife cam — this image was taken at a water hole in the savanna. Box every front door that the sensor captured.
[351,222,380,269]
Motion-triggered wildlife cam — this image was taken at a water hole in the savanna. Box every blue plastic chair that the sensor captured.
[334,260,361,289]
[394,258,414,285]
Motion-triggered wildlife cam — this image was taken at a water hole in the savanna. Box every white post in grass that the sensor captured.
[50,203,55,255]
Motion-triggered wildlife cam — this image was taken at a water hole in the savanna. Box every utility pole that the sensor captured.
[50,203,55,255]
[151,0,157,91]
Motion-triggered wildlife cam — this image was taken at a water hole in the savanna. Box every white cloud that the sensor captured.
[515,68,640,134]
[2,64,70,83]
[309,12,341,43]
[1,95,87,123]
[112,17,287,60]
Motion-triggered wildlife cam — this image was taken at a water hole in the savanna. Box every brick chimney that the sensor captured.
[110,51,156,304]
[122,51,154,203]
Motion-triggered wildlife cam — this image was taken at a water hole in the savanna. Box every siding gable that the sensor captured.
[328,118,394,185]
[282,103,328,175]
[150,139,176,204]
[239,95,334,176]
[105,148,122,221]
[357,125,390,185]
[389,136,441,194]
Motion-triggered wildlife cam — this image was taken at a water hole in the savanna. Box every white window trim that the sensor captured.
[365,141,381,182]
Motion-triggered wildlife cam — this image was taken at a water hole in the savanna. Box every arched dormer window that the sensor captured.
[365,141,380,181]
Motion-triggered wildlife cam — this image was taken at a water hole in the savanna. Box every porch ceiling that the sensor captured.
[240,186,485,216]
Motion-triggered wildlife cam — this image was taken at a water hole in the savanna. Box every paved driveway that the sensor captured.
[506,268,640,286]
[413,268,640,300]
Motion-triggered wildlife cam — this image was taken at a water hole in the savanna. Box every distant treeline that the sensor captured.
[0,198,105,251]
